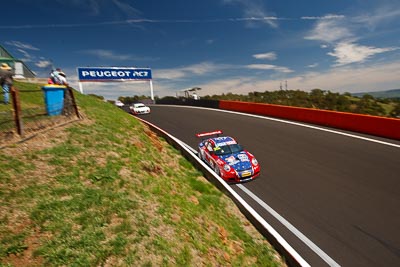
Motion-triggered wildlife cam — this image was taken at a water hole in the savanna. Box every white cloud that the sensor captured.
[328,42,399,66]
[253,52,277,60]
[304,19,352,43]
[354,5,400,29]
[35,60,52,68]
[195,61,400,96]
[184,62,224,75]
[307,63,319,68]
[154,69,187,80]
[5,41,39,50]
[304,5,400,67]
[222,0,278,28]
[16,49,33,62]
[301,14,345,20]
[290,62,400,93]
[155,62,230,80]
[246,64,293,73]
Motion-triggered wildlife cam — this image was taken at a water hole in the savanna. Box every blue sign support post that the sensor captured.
[77,67,154,100]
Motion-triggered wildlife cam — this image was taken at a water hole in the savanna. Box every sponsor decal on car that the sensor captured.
[237,153,249,162]
[241,171,252,177]
[216,159,225,165]
[225,155,240,166]
[213,137,237,147]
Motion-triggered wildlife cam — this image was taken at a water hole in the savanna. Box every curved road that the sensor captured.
[137,105,400,266]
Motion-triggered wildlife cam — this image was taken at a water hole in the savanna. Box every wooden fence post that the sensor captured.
[11,86,23,136]
[67,86,81,119]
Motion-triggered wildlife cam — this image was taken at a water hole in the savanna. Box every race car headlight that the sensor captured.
[223,164,231,172]
[251,158,258,166]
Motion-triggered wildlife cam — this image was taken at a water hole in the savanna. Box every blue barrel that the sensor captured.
[42,85,67,116]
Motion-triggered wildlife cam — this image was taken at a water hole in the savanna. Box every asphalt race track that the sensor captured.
[136,104,400,267]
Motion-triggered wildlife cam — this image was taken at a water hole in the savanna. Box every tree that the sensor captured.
[389,102,400,118]
[356,95,385,116]
[309,89,326,108]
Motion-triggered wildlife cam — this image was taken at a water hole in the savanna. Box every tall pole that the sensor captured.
[149,80,154,101]
[78,82,83,94]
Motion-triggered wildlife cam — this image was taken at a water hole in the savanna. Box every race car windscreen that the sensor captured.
[214,144,243,156]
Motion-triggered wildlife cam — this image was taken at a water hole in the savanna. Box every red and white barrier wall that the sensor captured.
[219,100,400,140]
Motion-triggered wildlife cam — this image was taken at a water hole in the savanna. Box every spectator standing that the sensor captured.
[0,63,14,104]
[58,71,68,86]
[50,68,68,86]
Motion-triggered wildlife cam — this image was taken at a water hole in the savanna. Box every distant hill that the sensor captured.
[352,89,400,99]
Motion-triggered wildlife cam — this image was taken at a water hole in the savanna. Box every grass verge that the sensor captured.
[0,86,285,266]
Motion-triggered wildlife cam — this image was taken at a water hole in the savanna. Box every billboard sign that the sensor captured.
[77,67,152,82]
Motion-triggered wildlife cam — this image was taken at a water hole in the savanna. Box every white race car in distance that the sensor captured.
[130,103,151,115]
[115,100,124,107]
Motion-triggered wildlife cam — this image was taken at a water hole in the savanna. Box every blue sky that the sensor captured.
[1,0,400,100]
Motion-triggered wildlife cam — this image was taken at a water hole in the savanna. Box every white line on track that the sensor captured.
[178,144,312,267]
[178,141,338,266]
[237,184,341,267]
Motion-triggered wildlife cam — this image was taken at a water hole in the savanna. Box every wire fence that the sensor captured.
[0,85,81,146]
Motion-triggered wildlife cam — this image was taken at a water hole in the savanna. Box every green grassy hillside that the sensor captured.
[0,82,285,266]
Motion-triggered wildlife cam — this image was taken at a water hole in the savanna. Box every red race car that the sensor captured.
[196,130,260,183]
